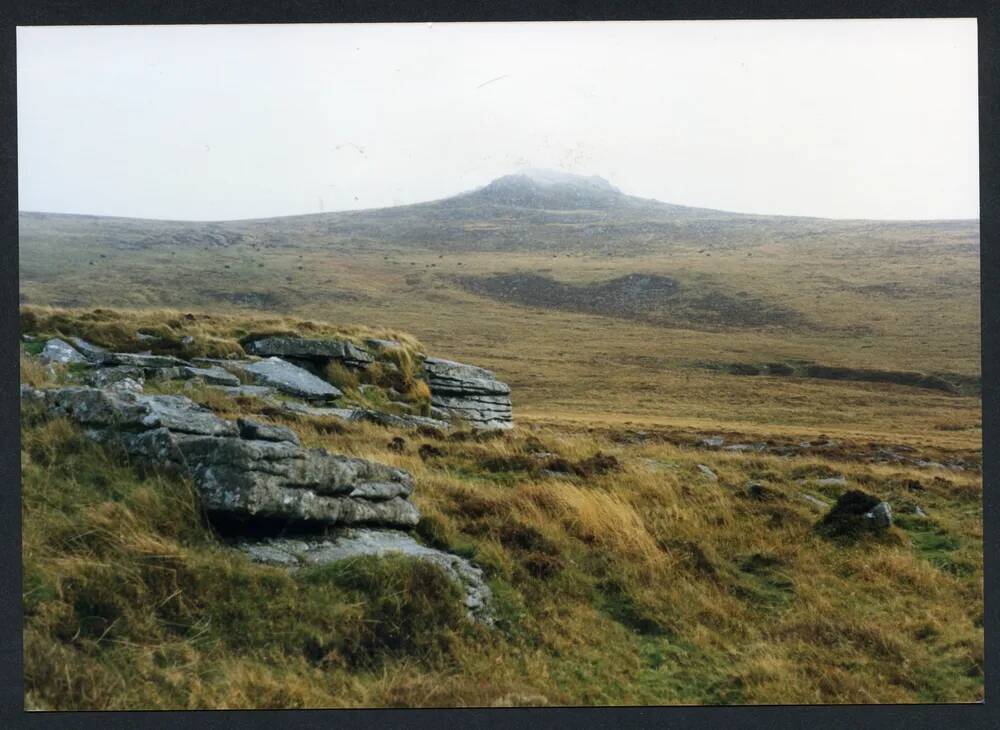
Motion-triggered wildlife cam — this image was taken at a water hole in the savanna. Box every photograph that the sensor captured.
[16,18,983,709]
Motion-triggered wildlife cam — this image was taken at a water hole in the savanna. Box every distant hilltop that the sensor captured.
[457,168,630,210]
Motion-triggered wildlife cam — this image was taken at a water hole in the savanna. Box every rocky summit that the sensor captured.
[423,357,513,430]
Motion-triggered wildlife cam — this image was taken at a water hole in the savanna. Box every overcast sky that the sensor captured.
[17,19,979,221]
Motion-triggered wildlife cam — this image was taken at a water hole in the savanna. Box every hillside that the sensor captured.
[19,307,984,708]
[17,172,983,707]
[19,171,981,438]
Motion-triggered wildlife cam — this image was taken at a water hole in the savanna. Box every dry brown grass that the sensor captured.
[19,307,983,708]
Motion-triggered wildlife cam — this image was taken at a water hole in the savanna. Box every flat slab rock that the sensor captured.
[244,337,374,366]
[231,357,343,401]
[237,529,494,624]
[40,338,88,365]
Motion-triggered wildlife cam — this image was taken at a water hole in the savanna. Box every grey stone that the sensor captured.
[134,394,239,436]
[68,336,112,363]
[40,338,87,365]
[136,332,157,342]
[244,336,374,367]
[700,436,726,448]
[696,464,718,481]
[237,529,494,623]
[22,385,419,529]
[864,501,893,528]
[237,418,301,445]
[235,357,342,401]
[914,506,928,518]
[423,356,513,430]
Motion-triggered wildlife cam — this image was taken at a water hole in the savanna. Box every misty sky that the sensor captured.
[17,19,979,221]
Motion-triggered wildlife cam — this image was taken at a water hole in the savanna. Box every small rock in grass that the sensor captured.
[697,464,718,481]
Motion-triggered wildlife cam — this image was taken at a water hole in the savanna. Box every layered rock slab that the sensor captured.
[21,385,417,528]
[423,357,513,430]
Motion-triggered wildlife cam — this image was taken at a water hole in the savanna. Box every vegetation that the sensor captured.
[18,192,981,707]
[20,307,983,708]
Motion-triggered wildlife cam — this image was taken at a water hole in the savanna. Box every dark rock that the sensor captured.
[817,490,893,538]
[418,443,444,460]
[388,436,407,453]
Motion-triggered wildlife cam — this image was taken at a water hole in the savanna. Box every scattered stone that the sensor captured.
[244,336,374,368]
[814,475,848,487]
[700,436,725,448]
[40,338,87,365]
[235,357,343,401]
[914,506,928,518]
[423,357,513,430]
[387,436,407,453]
[181,335,194,345]
[21,334,36,342]
[696,464,718,481]
[802,493,829,510]
[237,529,494,623]
[724,443,766,453]
[135,332,157,342]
